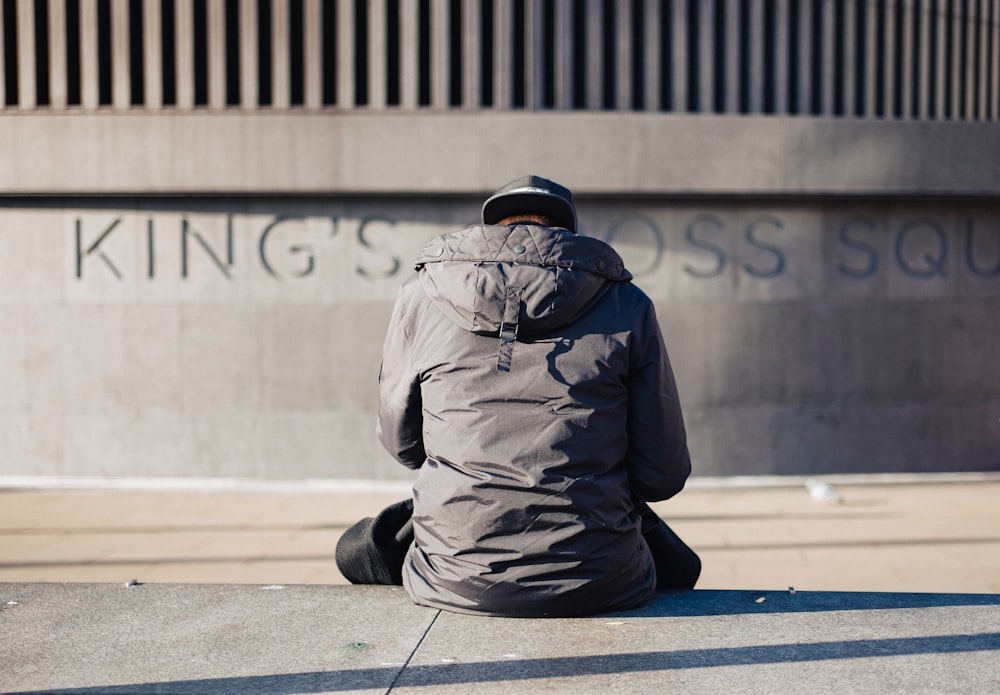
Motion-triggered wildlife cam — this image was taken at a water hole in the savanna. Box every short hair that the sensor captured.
[497,213,553,226]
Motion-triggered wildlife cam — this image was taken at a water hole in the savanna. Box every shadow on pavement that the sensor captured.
[10,631,999,694]
[621,589,1000,617]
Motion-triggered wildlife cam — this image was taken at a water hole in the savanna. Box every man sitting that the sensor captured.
[337,175,700,617]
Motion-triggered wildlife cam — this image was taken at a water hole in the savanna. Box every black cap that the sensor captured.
[481,175,577,232]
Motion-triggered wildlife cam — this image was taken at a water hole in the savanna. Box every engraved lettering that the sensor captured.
[75,218,123,280]
[837,218,879,279]
[356,217,401,279]
[964,219,1000,277]
[683,216,727,279]
[182,216,234,279]
[147,219,155,279]
[259,216,316,281]
[743,217,786,279]
[64,208,996,297]
[603,217,665,278]
[895,219,947,278]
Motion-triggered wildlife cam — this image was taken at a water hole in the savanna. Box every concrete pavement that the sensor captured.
[1,475,999,593]
[1,474,999,694]
[2,582,999,694]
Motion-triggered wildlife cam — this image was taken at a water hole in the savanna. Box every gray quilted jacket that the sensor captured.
[377,223,691,617]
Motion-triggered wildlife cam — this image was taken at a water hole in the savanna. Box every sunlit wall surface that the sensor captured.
[1,1,997,478]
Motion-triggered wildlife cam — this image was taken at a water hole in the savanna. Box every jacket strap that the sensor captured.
[497,286,523,372]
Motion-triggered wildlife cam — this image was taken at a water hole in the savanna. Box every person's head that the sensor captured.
[496,213,553,226]
[481,175,577,232]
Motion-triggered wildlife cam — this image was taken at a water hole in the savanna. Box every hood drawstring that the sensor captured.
[497,286,523,372]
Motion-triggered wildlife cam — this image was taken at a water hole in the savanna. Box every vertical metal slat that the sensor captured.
[934,0,947,118]
[431,0,449,109]
[843,0,858,116]
[367,0,386,109]
[990,0,1000,120]
[239,0,257,108]
[773,0,788,114]
[747,0,764,113]
[80,0,99,108]
[0,1,5,108]
[554,0,572,109]
[950,0,963,117]
[724,0,739,112]
[965,0,977,118]
[462,0,481,109]
[977,0,990,119]
[864,0,877,117]
[271,0,290,109]
[400,0,417,108]
[797,0,812,114]
[697,0,712,113]
[523,0,535,109]
[615,0,631,110]
[883,0,897,117]
[174,0,193,108]
[17,0,36,108]
[495,0,513,109]
[528,0,546,109]
[48,0,67,108]
[304,0,322,108]
[642,0,660,112]
[985,0,993,119]
[111,0,130,108]
[670,0,687,112]
[584,0,600,110]
[900,0,914,118]
[821,0,835,115]
[144,0,162,109]
[917,0,932,119]
[207,0,225,108]
[336,0,354,107]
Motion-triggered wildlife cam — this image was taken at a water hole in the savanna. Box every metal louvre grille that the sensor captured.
[0,0,997,120]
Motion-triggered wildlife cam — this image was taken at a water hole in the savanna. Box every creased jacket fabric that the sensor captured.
[377,223,691,617]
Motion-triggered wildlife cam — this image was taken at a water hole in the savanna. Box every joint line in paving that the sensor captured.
[385,609,442,694]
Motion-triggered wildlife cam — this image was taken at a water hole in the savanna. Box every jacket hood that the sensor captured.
[414,224,632,338]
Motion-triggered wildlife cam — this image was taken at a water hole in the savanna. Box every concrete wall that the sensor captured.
[1,0,998,480]
[2,113,1000,196]
[1,194,997,479]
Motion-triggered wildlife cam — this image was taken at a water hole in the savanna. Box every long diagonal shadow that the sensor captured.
[11,631,999,694]
[627,589,1000,617]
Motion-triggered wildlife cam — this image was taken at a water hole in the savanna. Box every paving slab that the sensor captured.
[0,583,436,695]
[2,584,998,695]
[397,590,1000,695]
